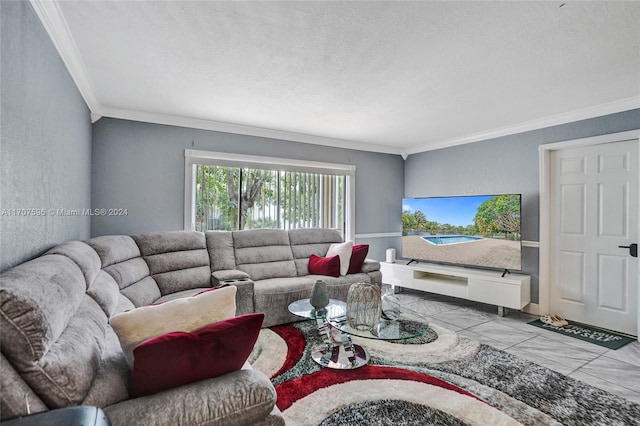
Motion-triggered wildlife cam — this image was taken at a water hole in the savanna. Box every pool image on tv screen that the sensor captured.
[402,194,522,271]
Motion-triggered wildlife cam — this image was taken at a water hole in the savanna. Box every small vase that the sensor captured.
[310,280,329,310]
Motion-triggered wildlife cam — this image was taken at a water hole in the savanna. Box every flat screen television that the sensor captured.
[402,194,522,271]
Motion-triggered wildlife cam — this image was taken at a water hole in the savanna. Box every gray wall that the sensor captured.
[404,109,640,303]
[0,1,92,271]
[91,118,404,260]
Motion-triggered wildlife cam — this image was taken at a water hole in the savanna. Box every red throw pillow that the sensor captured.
[348,244,369,274]
[308,254,341,277]
[130,313,264,397]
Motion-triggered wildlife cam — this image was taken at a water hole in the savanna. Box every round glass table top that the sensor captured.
[329,310,430,340]
[288,298,346,320]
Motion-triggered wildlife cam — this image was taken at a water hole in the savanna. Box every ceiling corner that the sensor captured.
[30,0,102,116]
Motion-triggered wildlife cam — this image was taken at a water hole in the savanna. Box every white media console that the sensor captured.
[379,261,531,316]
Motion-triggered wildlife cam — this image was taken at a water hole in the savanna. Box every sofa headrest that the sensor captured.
[46,241,101,289]
[0,253,108,407]
[0,254,87,361]
[288,228,343,245]
[133,231,206,256]
[87,235,142,268]
[205,231,236,271]
[232,229,290,249]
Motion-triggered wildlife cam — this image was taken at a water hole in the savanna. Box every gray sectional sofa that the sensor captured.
[0,228,381,425]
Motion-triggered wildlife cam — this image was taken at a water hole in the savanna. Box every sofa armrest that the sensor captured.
[211,270,255,315]
[360,258,380,273]
[212,269,251,285]
[104,367,279,426]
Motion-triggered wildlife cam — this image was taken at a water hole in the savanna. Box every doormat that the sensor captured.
[527,319,635,350]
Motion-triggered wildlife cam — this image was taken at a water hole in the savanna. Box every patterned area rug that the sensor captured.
[249,321,640,425]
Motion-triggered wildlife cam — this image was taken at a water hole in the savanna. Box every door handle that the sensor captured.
[618,243,638,257]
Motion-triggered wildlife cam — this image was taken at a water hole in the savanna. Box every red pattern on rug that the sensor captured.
[271,324,486,411]
[270,324,306,378]
[276,365,485,411]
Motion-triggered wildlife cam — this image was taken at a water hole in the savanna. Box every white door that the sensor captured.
[550,139,638,336]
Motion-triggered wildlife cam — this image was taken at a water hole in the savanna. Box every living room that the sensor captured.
[2,1,640,425]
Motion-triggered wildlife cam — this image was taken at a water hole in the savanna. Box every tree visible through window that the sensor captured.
[194,165,345,234]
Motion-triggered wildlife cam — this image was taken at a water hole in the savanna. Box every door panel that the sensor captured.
[558,251,584,303]
[550,139,638,335]
[598,182,627,237]
[561,184,585,235]
[597,254,627,311]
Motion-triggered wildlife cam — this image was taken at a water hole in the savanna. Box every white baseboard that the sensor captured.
[523,303,540,316]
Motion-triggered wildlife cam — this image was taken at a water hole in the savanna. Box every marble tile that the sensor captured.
[504,347,575,376]
[430,308,494,329]
[602,340,640,368]
[422,316,463,332]
[384,285,640,400]
[493,310,538,325]
[579,356,640,394]
[394,290,432,304]
[466,320,538,347]
[457,329,511,350]
[509,336,601,370]
[401,298,464,317]
[569,370,640,404]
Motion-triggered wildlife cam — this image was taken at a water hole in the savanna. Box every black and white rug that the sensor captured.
[249,321,640,425]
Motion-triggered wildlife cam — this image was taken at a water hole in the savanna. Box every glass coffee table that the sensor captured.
[328,307,430,341]
[288,299,369,370]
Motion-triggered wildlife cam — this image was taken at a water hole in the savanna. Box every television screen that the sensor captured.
[402,194,522,271]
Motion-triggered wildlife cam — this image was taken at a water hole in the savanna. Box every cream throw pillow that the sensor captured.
[110,285,237,367]
[326,241,354,276]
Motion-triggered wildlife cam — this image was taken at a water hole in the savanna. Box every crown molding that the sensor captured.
[100,107,405,156]
[405,96,640,156]
[29,0,638,158]
[30,0,101,116]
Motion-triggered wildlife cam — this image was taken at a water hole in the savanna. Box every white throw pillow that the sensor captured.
[110,285,237,367]
[326,241,354,276]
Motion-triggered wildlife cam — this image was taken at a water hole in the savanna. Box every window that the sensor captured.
[184,150,355,239]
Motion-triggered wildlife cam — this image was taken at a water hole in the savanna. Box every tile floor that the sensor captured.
[391,286,640,404]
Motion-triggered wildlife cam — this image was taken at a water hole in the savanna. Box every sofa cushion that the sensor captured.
[88,236,161,307]
[0,254,108,408]
[134,231,206,256]
[252,277,316,327]
[87,235,142,268]
[348,244,369,274]
[87,270,121,317]
[110,286,237,367]
[133,231,211,295]
[154,288,211,304]
[233,229,297,280]
[46,241,102,288]
[288,228,343,246]
[326,241,354,276]
[81,326,130,408]
[308,254,340,277]
[288,228,343,276]
[361,259,381,274]
[1,255,89,362]
[205,230,237,271]
[131,313,264,397]
[1,353,48,420]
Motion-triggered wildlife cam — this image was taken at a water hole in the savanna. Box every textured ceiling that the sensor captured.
[37,1,640,155]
